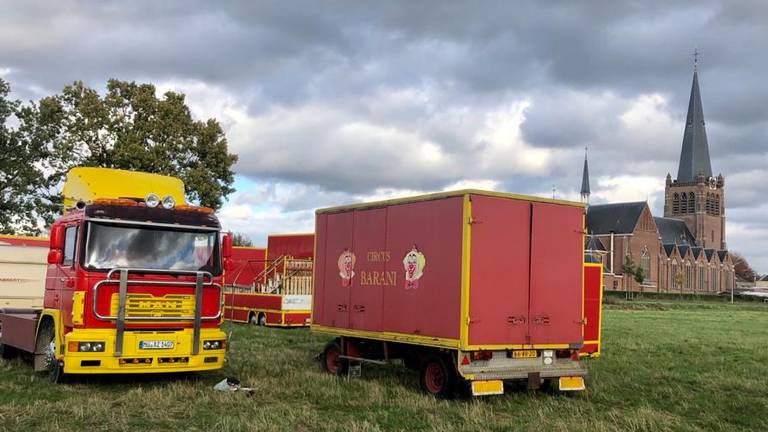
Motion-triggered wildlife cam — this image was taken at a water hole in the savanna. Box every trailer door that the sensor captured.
[348,208,386,331]
[316,212,354,329]
[528,203,583,345]
[467,195,531,346]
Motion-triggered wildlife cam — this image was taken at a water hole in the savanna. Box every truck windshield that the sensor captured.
[84,222,220,274]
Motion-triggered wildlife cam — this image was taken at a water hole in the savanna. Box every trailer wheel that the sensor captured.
[258,313,267,326]
[419,356,456,398]
[321,341,348,376]
[249,313,258,326]
[36,322,65,383]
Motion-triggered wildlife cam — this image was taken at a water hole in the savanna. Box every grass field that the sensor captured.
[1,298,766,432]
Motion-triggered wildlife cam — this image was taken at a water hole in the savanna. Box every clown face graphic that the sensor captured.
[403,246,426,290]
[338,249,356,287]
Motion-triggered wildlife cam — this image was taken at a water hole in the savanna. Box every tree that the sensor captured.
[0,79,60,235]
[33,79,238,210]
[731,252,757,282]
[231,232,253,247]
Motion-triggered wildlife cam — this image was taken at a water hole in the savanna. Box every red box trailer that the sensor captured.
[223,235,314,327]
[312,190,587,396]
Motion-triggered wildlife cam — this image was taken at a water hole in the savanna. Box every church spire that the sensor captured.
[580,146,590,204]
[676,50,713,182]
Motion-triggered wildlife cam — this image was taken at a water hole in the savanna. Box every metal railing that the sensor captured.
[91,268,222,357]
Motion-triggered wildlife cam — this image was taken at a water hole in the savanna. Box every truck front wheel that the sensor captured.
[35,322,64,383]
[419,356,456,398]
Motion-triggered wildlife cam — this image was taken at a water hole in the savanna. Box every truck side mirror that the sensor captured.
[50,225,64,250]
[222,233,233,259]
[47,249,63,264]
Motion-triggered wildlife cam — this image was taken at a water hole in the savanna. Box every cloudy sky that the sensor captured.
[2,1,767,272]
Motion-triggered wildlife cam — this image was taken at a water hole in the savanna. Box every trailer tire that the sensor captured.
[258,313,267,327]
[320,341,348,376]
[419,355,456,398]
[249,313,258,326]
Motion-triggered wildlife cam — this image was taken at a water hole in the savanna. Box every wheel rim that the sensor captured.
[424,362,445,394]
[325,346,340,374]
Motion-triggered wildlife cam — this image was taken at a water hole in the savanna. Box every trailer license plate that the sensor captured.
[471,380,504,396]
[512,350,537,358]
[139,340,174,350]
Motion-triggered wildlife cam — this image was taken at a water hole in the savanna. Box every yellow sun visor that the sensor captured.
[62,167,185,210]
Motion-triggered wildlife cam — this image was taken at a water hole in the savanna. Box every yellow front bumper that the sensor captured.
[62,328,226,374]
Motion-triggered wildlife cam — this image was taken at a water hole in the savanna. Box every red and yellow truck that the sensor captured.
[224,234,314,327]
[312,190,587,397]
[0,168,231,381]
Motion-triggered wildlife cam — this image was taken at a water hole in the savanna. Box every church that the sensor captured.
[583,63,736,294]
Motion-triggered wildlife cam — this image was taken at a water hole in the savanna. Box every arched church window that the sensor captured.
[673,193,680,214]
[688,193,695,213]
[681,193,688,213]
[640,247,650,283]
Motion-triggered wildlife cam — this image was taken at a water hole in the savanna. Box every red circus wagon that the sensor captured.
[223,234,314,327]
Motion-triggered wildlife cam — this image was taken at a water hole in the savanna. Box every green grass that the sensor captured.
[1,299,766,431]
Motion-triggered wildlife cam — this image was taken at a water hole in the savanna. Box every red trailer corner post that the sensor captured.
[580,262,604,357]
[312,190,588,397]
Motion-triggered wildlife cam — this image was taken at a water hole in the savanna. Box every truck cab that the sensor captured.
[0,168,231,380]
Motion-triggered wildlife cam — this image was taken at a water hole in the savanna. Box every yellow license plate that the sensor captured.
[471,380,504,396]
[559,376,586,391]
[512,350,538,359]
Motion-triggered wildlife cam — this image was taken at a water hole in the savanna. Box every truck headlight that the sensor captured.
[75,342,106,352]
[203,340,225,350]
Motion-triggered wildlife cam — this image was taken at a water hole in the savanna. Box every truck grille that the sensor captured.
[109,293,195,318]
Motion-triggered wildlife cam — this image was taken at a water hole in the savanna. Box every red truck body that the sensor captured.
[579,262,603,357]
[313,190,587,396]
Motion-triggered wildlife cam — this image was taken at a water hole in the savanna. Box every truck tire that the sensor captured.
[249,313,258,326]
[320,341,348,376]
[258,313,267,327]
[35,322,65,383]
[419,355,456,398]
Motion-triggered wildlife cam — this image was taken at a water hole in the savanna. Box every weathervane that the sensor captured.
[693,47,700,71]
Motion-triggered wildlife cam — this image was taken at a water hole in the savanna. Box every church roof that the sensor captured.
[718,250,729,262]
[705,249,716,261]
[584,235,606,251]
[691,247,703,259]
[580,154,590,196]
[586,202,646,235]
[678,245,691,258]
[663,244,677,257]
[654,217,696,246]
[676,69,713,182]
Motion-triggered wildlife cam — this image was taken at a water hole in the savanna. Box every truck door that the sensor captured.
[58,225,79,328]
[528,203,583,345]
[348,208,386,331]
[467,195,531,346]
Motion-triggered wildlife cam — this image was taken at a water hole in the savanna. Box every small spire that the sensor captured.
[693,47,699,72]
[580,146,590,204]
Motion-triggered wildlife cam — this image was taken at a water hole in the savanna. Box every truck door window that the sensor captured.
[63,226,78,267]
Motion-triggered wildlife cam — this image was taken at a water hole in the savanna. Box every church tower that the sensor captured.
[580,147,590,205]
[663,55,726,249]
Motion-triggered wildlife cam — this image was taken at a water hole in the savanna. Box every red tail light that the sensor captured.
[461,355,470,365]
[470,351,493,362]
